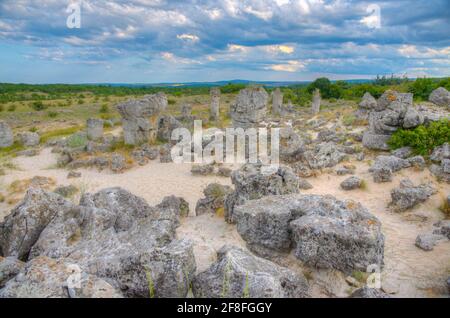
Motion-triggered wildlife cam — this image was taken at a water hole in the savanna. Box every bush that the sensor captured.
[388,120,450,156]
[31,101,47,111]
[99,104,109,113]
[47,111,58,118]
[66,133,88,148]
[168,99,176,105]
[7,104,16,112]
[0,104,4,112]
[408,78,436,100]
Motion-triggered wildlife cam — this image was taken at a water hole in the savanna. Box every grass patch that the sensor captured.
[0,142,25,158]
[40,126,83,143]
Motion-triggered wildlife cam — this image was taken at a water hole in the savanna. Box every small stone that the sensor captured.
[340,176,363,190]
[67,171,81,179]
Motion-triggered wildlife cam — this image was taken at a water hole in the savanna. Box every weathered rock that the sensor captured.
[298,178,313,190]
[336,167,354,176]
[430,143,450,163]
[272,88,283,116]
[0,121,13,148]
[304,142,346,169]
[195,183,232,216]
[340,176,363,190]
[157,115,183,143]
[24,187,196,298]
[369,155,411,183]
[224,163,299,223]
[0,256,122,298]
[0,256,25,288]
[191,163,215,176]
[350,287,391,298]
[54,185,78,198]
[415,233,443,251]
[86,119,104,141]
[16,149,39,157]
[234,194,384,273]
[429,87,450,107]
[110,153,126,173]
[180,103,192,120]
[359,92,377,110]
[363,90,420,150]
[217,166,232,177]
[391,146,412,159]
[0,189,75,260]
[403,107,424,128]
[117,93,167,145]
[192,246,309,298]
[210,88,220,121]
[407,156,426,170]
[279,127,305,162]
[389,179,437,212]
[19,132,40,147]
[159,143,172,163]
[230,87,268,128]
[157,195,190,219]
[311,89,321,115]
[432,220,450,240]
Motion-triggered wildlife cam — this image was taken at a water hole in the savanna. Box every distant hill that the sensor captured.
[89,79,373,88]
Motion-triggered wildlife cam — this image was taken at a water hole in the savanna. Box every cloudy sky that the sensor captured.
[0,0,449,83]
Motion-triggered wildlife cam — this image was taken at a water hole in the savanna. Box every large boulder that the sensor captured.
[192,246,309,298]
[19,132,40,147]
[195,183,233,216]
[157,115,183,143]
[362,90,422,150]
[234,194,384,273]
[0,121,13,148]
[86,119,104,141]
[0,188,75,260]
[230,87,268,128]
[1,187,196,298]
[0,256,122,298]
[389,179,437,212]
[117,93,167,145]
[303,142,346,169]
[355,92,377,119]
[429,87,450,107]
[224,163,299,223]
[369,155,411,183]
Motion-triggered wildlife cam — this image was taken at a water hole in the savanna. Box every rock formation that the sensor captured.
[0,121,13,148]
[230,87,268,128]
[117,93,167,145]
[210,88,220,121]
[272,88,283,116]
[311,89,321,115]
[429,87,450,108]
[86,118,104,141]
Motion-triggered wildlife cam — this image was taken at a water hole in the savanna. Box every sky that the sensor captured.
[0,0,449,84]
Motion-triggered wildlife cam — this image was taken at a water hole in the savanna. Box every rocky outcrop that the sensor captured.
[429,143,450,183]
[303,142,346,169]
[362,90,423,150]
[0,121,13,148]
[0,256,122,298]
[369,155,411,183]
[19,132,40,147]
[230,87,268,128]
[279,127,305,162]
[195,183,232,216]
[86,119,104,141]
[0,187,195,298]
[224,163,299,223]
[117,93,167,145]
[234,194,384,273]
[389,179,437,212]
[157,115,183,143]
[355,92,377,119]
[429,87,450,107]
[192,246,309,298]
[0,257,25,288]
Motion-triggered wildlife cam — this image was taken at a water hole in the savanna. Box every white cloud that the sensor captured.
[267,60,305,72]
[177,33,200,42]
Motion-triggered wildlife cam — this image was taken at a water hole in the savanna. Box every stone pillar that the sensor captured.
[86,118,104,141]
[272,88,283,116]
[181,103,192,119]
[311,89,321,115]
[210,88,220,121]
[230,86,268,128]
[0,121,13,148]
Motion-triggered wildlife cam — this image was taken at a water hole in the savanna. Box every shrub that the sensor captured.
[47,111,58,118]
[0,104,4,112]
[66,133,88,148]
[388,120,450,156]
[168,99,176,105]
[7,104,16,112]
[31,101,47,111]
[99,104,109,113]
[408,78,436,100]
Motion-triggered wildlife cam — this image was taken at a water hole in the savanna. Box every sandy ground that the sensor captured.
[1,148,449,297]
